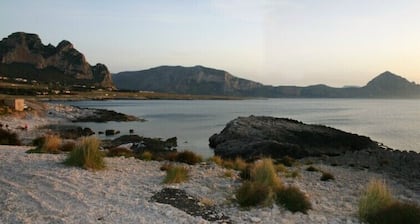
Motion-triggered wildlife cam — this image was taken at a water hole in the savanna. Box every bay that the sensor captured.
[63,99,420,158]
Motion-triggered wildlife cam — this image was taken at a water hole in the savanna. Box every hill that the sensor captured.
[113,65,263,96]
[0,32,114,89]
[113,67,420,98]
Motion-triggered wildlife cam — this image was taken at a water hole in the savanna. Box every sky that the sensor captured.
[1,0,420,87]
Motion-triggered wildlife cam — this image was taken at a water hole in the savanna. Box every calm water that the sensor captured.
[63,99,420,158]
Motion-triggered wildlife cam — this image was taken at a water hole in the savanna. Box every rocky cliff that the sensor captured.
[0,32,114,88]
[113,65,263,96]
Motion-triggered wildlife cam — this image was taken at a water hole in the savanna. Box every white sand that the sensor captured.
[1,146,419,224]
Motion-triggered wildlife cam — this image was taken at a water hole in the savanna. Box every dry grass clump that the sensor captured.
[275,163,288,173]
[365,201,420,224]
[199,197,215,206]
[236,181,274,207]
[0,128,21,145]
[166,150,202,165]
[223,170,235,178]
[107,147,133,157]
[210,155,224,166]
[359,179,420,224]
[359,179,394,222]
[28,135,62,154]
[140,151,153,161]
[285,170,300,178]
[320,171,335,181]
[60,141,76,152]
[278,156,295,167]
[235,158,283,207]
[251,159,283,189]
[276,186,312,213]
[211,156,248,171]
[163,165,189,184]
[63,137,105,170]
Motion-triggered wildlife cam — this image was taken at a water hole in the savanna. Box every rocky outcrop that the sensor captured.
[209,116,379,160]
[0,32,114,88]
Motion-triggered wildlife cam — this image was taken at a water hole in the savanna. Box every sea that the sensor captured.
[62,99,420,158]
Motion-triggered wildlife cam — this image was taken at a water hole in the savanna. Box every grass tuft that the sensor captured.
[63,137,105,170]
[276,186,312,213]
[251,158,283,190]
[175,150,202,165]
[358,179,393,222]
[236,181,273,207]
[163,165,189,184]
[140,151,153,161]
[278,156,295,167]
[365,201,420,224]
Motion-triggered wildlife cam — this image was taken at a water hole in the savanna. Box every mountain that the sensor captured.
[113,67,420,98]
[113,65,263,95]
[0,32,114,89]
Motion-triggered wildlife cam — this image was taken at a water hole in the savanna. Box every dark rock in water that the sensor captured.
[209,116,379,160]
[129,129,134,134]
[105,129,115,136]
[151,188,231,223]
[73,108,142,123]
[42,125,94,139]
[110,135,177,153]
[98,131,104,135]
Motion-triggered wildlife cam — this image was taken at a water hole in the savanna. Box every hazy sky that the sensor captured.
[1,0,420,87]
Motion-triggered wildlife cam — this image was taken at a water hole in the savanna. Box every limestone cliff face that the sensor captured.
[0,32,114,88]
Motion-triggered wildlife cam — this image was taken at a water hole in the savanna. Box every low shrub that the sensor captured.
[63,137,105,170]
[236,181,273,207]
[365,201,420,224]
[223,170,235,178]
[163,165,189,184]
[0,128,21,145]
[306,166,319,172]
[164,151,179,161]
[276,186,312,213]
[358,179,393,222]
[60,141,76,152]
[140,151,153,161]
[175,150,202,165]
[320,171,335,181]
[107,147,133,157]
[41,135,62,153]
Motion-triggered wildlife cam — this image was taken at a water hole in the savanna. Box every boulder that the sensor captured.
[209,116,379,160]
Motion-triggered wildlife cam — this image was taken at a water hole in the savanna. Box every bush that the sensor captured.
[251,158,283,190]
[275,164,288,173]
[60,141,76,152]
[276,186,312,213]
[163,165,189,184]
[236,158,283,207]
[359,179,393,222]
[320,171,334,181]
[63,137,105,170]
[40,135,62,153]
[140,151,153,161]
[365,201,420,224]
[107,147,133,157]
[175,150,202,165]
[236,181,273,207]
[0,128,21,145]
[306,166,319,172]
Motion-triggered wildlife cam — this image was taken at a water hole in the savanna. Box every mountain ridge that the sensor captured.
[113,67,420,98]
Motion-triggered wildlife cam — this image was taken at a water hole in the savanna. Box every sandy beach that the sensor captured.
[0,145,418,224]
